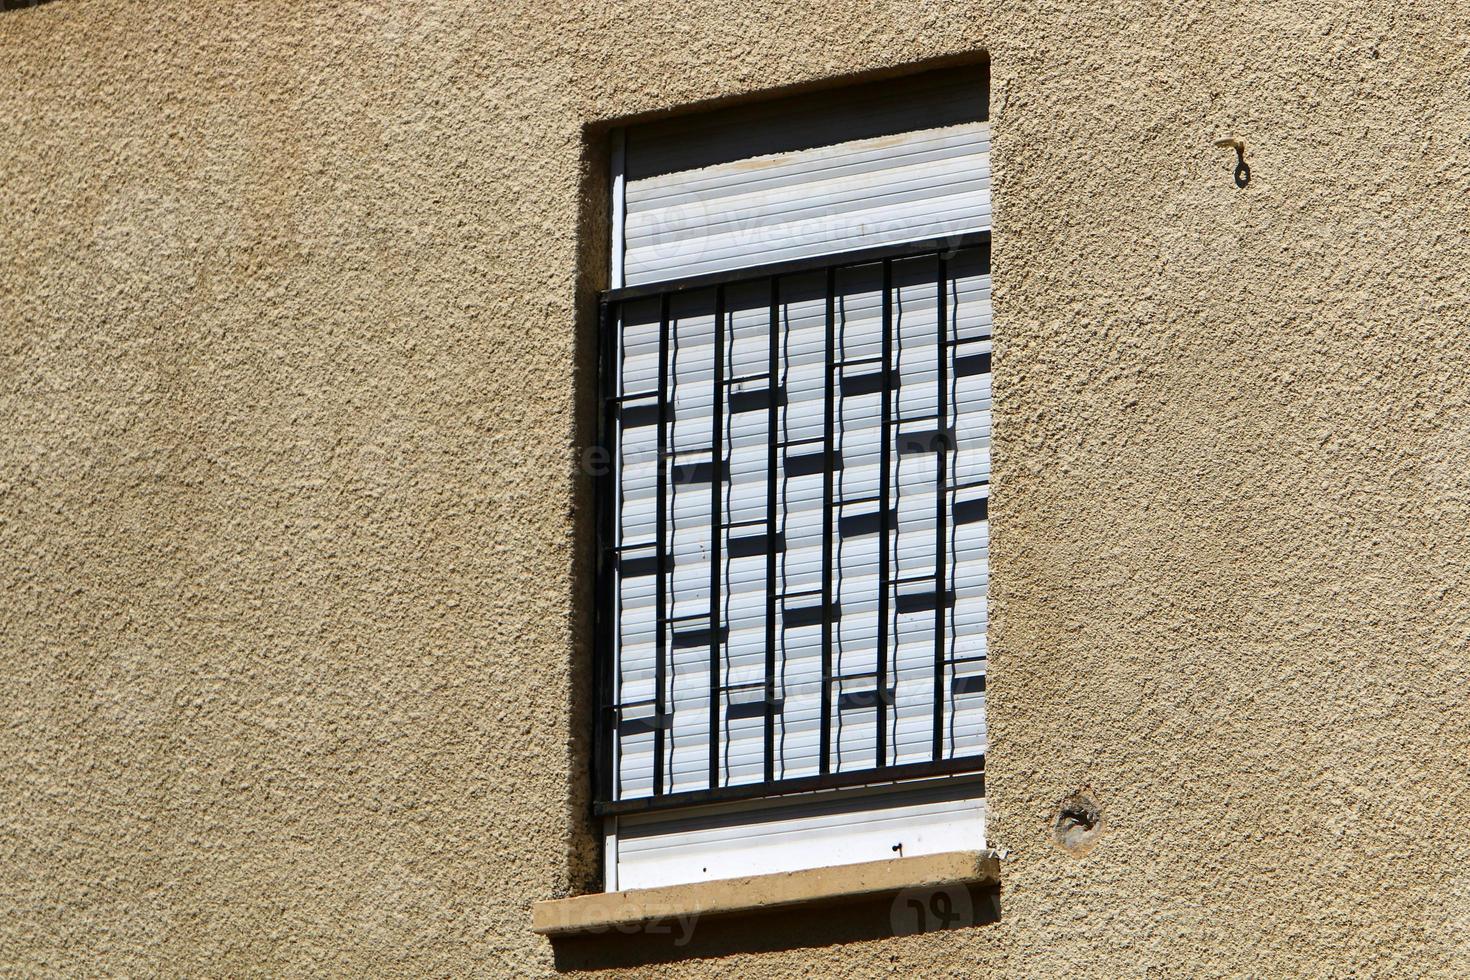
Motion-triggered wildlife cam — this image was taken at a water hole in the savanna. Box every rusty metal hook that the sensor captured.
[1214,138,1250,188]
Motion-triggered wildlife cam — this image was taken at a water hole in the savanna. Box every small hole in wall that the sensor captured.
[1052,790,1104,857]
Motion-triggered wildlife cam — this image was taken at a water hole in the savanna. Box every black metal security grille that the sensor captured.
[593,232,991,816]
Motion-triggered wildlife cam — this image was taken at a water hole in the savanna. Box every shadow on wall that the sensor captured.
[2,0,60,10]
[549,884,1001,972]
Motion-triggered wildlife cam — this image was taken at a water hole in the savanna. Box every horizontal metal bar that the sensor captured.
[952,675,986,695]
[786,449,839,478]
[838,687,894,710]
[593,754,986,816]
[618,714,671,736]
[955,351,992,377]
[895,589,955,614]
[602,231,990,304]
[729,697,785,721]
[954,497,989,524]
[782,602,836,628]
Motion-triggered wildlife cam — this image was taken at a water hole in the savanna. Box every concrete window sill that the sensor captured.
[532,849,1000,938]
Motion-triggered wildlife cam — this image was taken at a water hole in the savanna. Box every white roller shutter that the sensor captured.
[624,123,990,286]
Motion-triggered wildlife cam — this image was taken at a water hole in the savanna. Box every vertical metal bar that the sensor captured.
[600,127,624,812]
[594,299,617,804]
[819,267,836,776]
[932,254,949,761]
[709,286,725,790]
[763,276,780,784]
[653,293,670,797]
[877,258,893,768]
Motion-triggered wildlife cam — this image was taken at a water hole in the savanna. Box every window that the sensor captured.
[594,65,991,891]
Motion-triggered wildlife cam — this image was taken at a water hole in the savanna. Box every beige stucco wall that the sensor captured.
[3,0,1470,975]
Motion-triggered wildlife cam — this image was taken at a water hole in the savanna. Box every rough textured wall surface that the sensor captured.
[3,0,1469,976]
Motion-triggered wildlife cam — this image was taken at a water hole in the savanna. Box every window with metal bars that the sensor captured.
[595,231,990,815]
[592,65,990,887]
